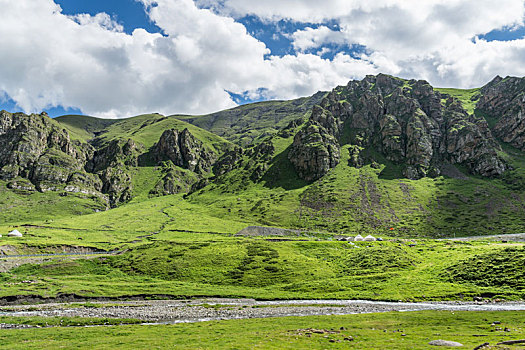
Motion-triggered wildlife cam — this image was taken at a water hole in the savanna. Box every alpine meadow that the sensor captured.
[1,1,525,349]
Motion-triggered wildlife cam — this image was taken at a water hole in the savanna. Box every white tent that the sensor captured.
[354,234,364,241]
[364,235,376,241]
[7,229,22,237]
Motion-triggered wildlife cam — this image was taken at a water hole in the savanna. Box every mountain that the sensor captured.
[1,74,525,236]
[289,74,506,181]
[0,111,232,220]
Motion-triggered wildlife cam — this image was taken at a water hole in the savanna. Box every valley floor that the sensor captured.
[0,310,524,349]
[2,298,525,325]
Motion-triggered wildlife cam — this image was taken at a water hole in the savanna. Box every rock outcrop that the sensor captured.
[0,112,220,207]
[477,76,525,150]
[153,128,216,174]
[212,140,275,183]
[289,74,507,181]
[87,139,142,206]
[0,111,101,194]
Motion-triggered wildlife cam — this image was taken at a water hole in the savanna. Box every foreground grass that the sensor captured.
[0,311,524,349]
[0,316,141,327]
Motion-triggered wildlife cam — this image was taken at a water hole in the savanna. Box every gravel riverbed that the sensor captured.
[1,299,525,328]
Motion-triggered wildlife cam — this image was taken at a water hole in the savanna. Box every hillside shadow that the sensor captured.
[137,149,157,167]
[357,148,404,180]
[262,145,309,190]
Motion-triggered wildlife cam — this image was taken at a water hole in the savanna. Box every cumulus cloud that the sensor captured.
[0,0,373,117]
[290,26,347,52]
[1,0,525,118]
[201,0,525,87]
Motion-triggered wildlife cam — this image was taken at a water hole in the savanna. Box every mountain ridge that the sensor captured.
[1,74,525,237]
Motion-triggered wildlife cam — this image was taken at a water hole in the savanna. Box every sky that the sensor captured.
[0,0,524,118]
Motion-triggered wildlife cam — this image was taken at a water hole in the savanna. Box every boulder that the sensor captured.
[428,339,463,347]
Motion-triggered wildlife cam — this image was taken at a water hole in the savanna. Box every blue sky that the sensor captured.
[55,0,162,35]
[1,0,524,118]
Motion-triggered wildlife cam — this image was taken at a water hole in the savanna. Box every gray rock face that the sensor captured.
[288,120,340,182]
[211,140,275,183]
[0,111,219,207]
[289,74,507,181]
[149,161,198,197]
[477,76,525,151]
[213,147,244,177]
[90,139,139,173]
[0,111,101,195]
[87,139,142,206]
[154,128,216,174]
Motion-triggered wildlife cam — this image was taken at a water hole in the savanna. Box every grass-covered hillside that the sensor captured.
[0,112,236,222]
[57,113,233,153]
[2,77,525,236]
[1,76,525,305]
[1,225,524,301]
[186,129,525,237]
[176,92,325,146]
[54,115,119,142]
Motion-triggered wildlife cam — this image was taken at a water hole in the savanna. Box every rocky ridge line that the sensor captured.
[289,74,508,181]
[0,111,217,207]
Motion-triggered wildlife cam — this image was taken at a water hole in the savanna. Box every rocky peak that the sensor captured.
[0,111,93,180]
[90,138,140,173]
[289,75,507,181]
[477,76,525,150]
[154,128,216,174]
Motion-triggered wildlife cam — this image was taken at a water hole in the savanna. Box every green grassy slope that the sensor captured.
[3,86,524,237]
[57,113,234,154]
[435,87,480,114]
[0,114,236,223]
[176,92,325,145]
[187,130,525,237]
[0,180,107,223]
[54,115,119,142]
[1,238,523,300]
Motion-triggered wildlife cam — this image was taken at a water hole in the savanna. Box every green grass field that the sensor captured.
[0,311,523,349]
[1,237,523,301]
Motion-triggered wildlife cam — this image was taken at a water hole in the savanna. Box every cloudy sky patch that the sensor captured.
[0,0,524,118]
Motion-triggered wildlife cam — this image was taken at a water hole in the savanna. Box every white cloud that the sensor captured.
[1,0,525,118]
[290,26,347,52]
[202,0,525,87]
[0,0,373,117]
[71,13,124,32]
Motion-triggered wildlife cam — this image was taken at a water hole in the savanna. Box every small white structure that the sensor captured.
[364,235,376,242]
[7,229,22,237]
[345,236,354,242]
[354,234,364,241]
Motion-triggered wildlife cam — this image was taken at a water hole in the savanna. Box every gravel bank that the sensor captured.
[1,299,525,327]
